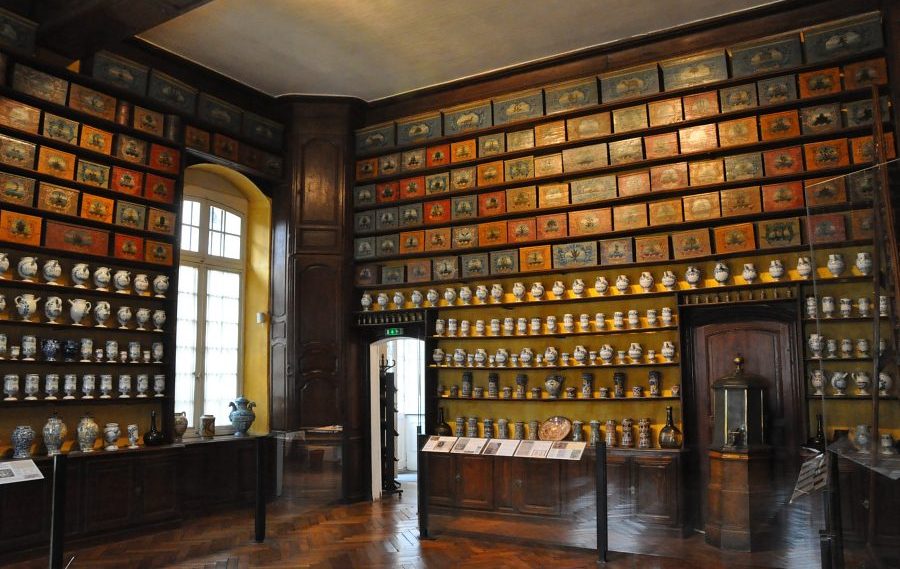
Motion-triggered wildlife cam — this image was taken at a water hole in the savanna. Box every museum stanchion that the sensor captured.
[255,436,266,543]
[595,442,608,564]
[417,434,430,539]
[49,453,67,569]
[820,450,844,569]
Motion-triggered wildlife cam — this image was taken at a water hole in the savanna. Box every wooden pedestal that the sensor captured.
[705,447,773,551]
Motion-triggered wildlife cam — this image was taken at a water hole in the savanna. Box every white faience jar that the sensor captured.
[512,282,526,301]
[490,284,504,302]
[826,254,845,277]
[426,289,439,306]
[571,278,586,297]
[742,263,758,284]
[44,296,63,323]
[713,262,729,285]
[42,259,62,284]
[133,274,150,295]
[599,344,614,364]
[855,252,872,276]
[519,347,534,365]
[94,301,111,327]
[810,369,826,395]
[615,274,630,293]
[796,256,813,279]
[551,280,566,298]
[116,306,133,329]
[376,292,389,309]
[14,294,40,321]
[830,372,848,396]
[458,287,472,305]
[392,291,406,307]
[595,276,609,295]
[878,372,893,396]
[0,252,7,276]
[474,285,488,303]
[544,346,558,365]
[360,293,373,311]
[530,282,545,300]
[152,274,169,297]
[661,271,677,291]
[685,266,701,288]
[17,256,39,281]
[573,345,587,364]
[661,341,676,362]
[113,270,131,293]
[852,371,871,396]
[67,263,89,288]
[638,272,654,293]
[152,309,166,331]
[769,259,785,281]
[93,267,111,290]
[410,290,424,307]
[495,348,508,367]
[627,343,643,362]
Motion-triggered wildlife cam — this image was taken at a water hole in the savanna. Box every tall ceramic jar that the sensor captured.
[77,414,99,452]
[228,396,257,436]
[173,411,189,443]
[11,425,35,458]
[42,414,67,456]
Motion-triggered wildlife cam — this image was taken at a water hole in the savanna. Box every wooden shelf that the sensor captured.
[0,237,175,273]
[803,316,887,323]
[805,356,872,362]
[1,359,165,366]
[430,325,679,340]
[435,395,682,402]
[430,361,679,370]
[0,276,169,302]
[806,395,897,400]
[0,318,165,334]
[0,396,168,407]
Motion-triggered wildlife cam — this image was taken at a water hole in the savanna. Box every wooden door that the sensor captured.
[512,459,561,515]
[686,305,801,527]
[456,455,494,510]
[633,454,680,526]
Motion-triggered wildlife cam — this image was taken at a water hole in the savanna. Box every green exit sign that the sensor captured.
[385,327,404,336]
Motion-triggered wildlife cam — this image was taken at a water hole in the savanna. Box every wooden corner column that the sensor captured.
[269,97,367,501]
[705,447,774,551]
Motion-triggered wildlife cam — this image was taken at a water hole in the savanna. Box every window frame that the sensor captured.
[178,185,248,435]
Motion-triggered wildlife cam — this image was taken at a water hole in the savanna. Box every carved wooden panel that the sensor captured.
[82,458,136,532]
[428,454,455,507]
[299,138,343,226]
[513,459,561,515]
[634,455,679,525]
[457,455,494,510]
[140,455,180,522]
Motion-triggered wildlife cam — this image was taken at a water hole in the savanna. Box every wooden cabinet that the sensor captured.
[606,449,685,534]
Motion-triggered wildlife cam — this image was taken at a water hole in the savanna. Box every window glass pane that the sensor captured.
[203,269,241,420]
[223,234,241,260]
[181,200,201,252]
[183,200,200,226]
[209,205,224,232]
[224,210,242,236]
[175,266,199,426]
[208,231,223,257]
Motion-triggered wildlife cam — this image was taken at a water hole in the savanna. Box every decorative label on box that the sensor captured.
[804,176,846,206]
[553,241,597,268]
[650,162,689,192]
[757,217,801,248]
[450,139,477,163]
[425,172,449,195]
[432,256,459,281]
[381,265,404,285]
[80,124,113,155]
[660,50,727,90]
[80,193,114,224]
[37,182,79,217]
[506,218,535,243]
[493,90,544,125]
[443,100,492,135]
[398,203,423,227]
[147,70,197,114]
[803,138,849,172]
[536,213,567,241]
[647,98,683,128]
[356,122,395,155]
[762,181,804,212]
[803,12,883,64]
[519,245,552,272]
[375,234,398,257]
[724,152,763,181]
[0,172,35,206]
[401,148,426,172]
[424,228,451,251]
[683,191,721,221]
[406,259,432,283]
[197,93,242,135]
[0,97,40,133]
[354,237,375,260]
[671,228,711,259]
[563,143,608,172]
[718,116,758,147]
[450,195,477,221]
[534,154,563,177]
[688,159,724,186]
[566,112,611,140]
[36,146,74,179]
[133,106,165,137]
[490,249,519,275]
[478,191,506,217]
[461,253,490,278]
[849,209,873,239]
[478,133,505,157]
[757,75,797,106]
[242,112,283,149]
[713,223,756,254]
[398,177,424,200]
[478,221,508,247]
[617,170,650,197]
[354,211,374,234]
[648,198,683,226]
[116,135,148,165]
[376,182,399,203]
[144,174,175,204]
[424,199,451,224]
[185,125,211,152]
[45,220,108,255]
[147,208,175,235]
[720,186,762,217]
[807,213,847,244]
[354,264,377,287]
[719,84,758,113]
[375,207,398,231]
[76,159,110,188]
[113,233,144,261]
[506,186,537,212]
[398,231,423,254]
[0,210,41,245]
[568,208,612,236]
[570,175,616,204]
[545,78,598,114]
[762,146,803,177]
[149,144,180,174]
[599,238,633,265]
[612,104,648,133]
[800,104,841,135]
[678,123,718,154]
[378,153,400,177]
[538,183,569,208]
[0,134,36,170]
[798,67,842,99]
[843,58,888,90]
[476,160,504,186]
[145,240,174,265]
[506,128,535,152]
[69,84,116,121]
[600,63,660,102]
[115,200,147,230]
[13,65,68,105]
[397,113,442,145]
[634,234,670,263]
[682,91,719,121]
[452,225,479,249]
[608,137,643,165]
[729,34,802,77]
[613,203,648,231]
[644,132,679,159]
[426,144,450,168]
[505,156,534,182]
[534,121,566,147]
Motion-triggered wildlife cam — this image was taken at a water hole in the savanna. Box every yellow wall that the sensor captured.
[185,166,272,434]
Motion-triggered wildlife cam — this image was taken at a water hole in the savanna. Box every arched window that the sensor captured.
[176,184,247,430]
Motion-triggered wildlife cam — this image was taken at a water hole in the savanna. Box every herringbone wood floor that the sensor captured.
[6,473,818,569]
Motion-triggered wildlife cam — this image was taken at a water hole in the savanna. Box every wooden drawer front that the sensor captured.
[513,460,561,516]
[83,459,136,533]
[633,456,679,526]
[428,454,455,507]
[457,456,494,510]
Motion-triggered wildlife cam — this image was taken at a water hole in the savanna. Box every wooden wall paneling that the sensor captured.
[82,456,137,533]
[881,1,900,143]
[139,453,181,522]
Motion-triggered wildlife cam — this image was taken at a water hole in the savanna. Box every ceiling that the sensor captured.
[139,0,780,102]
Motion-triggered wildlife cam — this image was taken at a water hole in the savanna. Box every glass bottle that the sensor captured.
[811,413,826,448]
[658,406,683,448]
[435,407,452,436]
[143,410,165,446]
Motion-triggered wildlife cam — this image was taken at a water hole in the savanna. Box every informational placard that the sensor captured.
[481,439,521,457]
[546,441,587,460]
[422,436,457,453]
[0,460,44,485]
[513,440,553,458]
[450,437,489,454]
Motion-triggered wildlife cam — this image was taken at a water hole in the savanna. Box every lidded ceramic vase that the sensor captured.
[77,414,99,452]
[229,396,257,436]
[43,414,67,456]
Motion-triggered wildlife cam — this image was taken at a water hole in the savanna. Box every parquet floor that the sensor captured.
[7,472,819,569]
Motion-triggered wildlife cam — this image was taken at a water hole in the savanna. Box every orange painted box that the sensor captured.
[537,183,569,208]
[759,110,800,141]
[80,124,113,155]
[683,191,721,221]
[426,144,450,168]
[843,58,888,90]
[450,139,477,163]
[536,213,568,241]
[185,125,211,152]
[212,133,239,161]
[613,203,648,231]
[113,233,144,261]
[807,213,846,244]
[506,185,537,212]
[762,146,803,176]
[804,176,846,206]
[761,181,804,212]
[519,245,553,272]
[679,123,718,153]
[110,166,143,196]
[507,218,537,243]
[644,132,679,159]
[720,186,761,217]
[671,228,711,259]
[688,159,724,186]
[682,91,719,120]
[37,182,79,217]
[849,209,873,240]
[713,223,756,253]
[423,199,451,224]
[355,157,378,180]
[476,160,504,186]
[478,220,508,246]
[566,112,611,140]
[145,239,174,265]
[45,220,108,255]
[147,208,176,235]
[144,173,175,204]
[568,207,612,236]
[718,116,758,147]
[68,84,116,121]
[647,97,683,127]
[617,170,650,197]
[37,146,75,180]
[798,67,842,98]
[478,191,507,217]
[634,234,670,263]
[398,177,425,200]
[648,198,683,226]
[376,182,399,203]
[79,193,114,224]
[0,97,40,133]
[803,138,849,172]
[650,162,689,191]
[398,231,424,255]
[149,143,180,173]
[424,227,451,251]
[534,120,566,146]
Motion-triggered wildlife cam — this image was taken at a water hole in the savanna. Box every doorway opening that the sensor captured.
[369,337,425,500]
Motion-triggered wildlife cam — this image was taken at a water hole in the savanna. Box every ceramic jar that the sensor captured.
[648,370,661,397]
[71,263,90,288]
[42,339,60,362]
[530,282,545,300]
[63,374,77,399]
[573,345,588,364]
[426,289,439,306]
[821,296,835,318]
[638,272,654,292]
[495,348,508,367]
[152,310,166,331]
[43,414,67,456]
[852,425,871,452]
[174,412,189,443]
[391,291,405,308]
[17,256,38,281]
[661,307,673,326]
[519,347,534,365]
[805,296,817,319]
[599,344,614,364]
[117,306,133,328]
[135,307,151,330]
[605,420,617,447]
[713,262,730,285]
[77,415,99,452]
[410,290,424,307]
[153,375,166,397]
[113,270,131,293]
[458,287,472,305]
[229,396,257,436]
[68,298,91,325]
[572,278,586,297]
[127,424,140,449]
[42,259,62,284]
[879,372,893,396]
[831,372,849,396]
[15,293,40,321]
[628,343,643,363]
[11,425,35,458]
[808,334,824,358]
[490,284,504,302]
[0,252,7,275]
[474,286,488,303]
[551,280,566,298]
[827,254,845,277]
[104,423,121,451]
[581,372,593,398]
[44,296,63,323]
[595,276,609,295]
[685,266,701,288]
[661,271,676,290]
[810,369,826,395]
[797,256,813,279]
[133,274,150,295]
[544,346,558,365]
[853,371,871,396]
[855,252,872,276]
[742,263,758,284]
[615,274,629,293]
[3,374,18,400]
[376,292,388,309]
[152,275,169,297]
[661,341,676,362]
[93,267,111,290]
[769,259,785,281]
[21,336,37,361]
[544,374,563,398]
[360,293,373,311]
